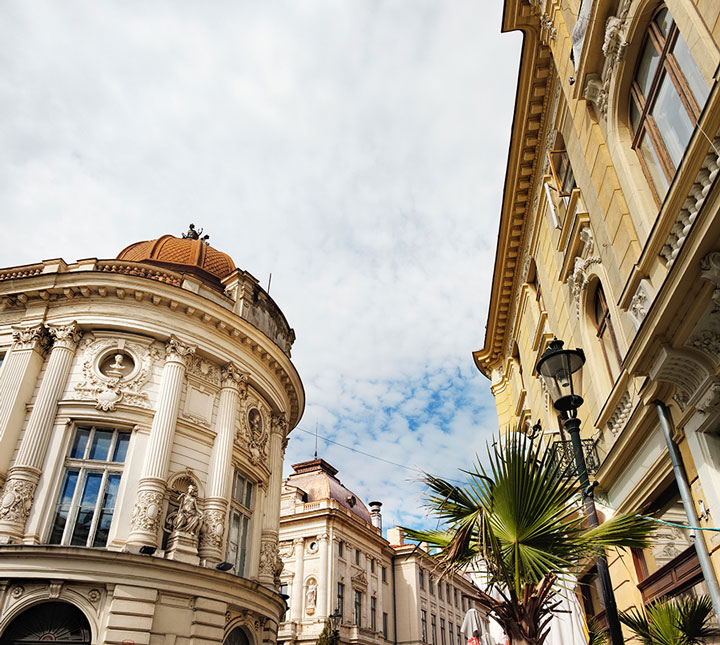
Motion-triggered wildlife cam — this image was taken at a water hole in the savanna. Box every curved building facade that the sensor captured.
[0,228,304,644]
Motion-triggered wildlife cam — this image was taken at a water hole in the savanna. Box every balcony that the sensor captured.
[549,439,600,477]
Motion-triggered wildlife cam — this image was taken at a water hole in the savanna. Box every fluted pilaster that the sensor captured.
[0,325,51,479]
[127,336,195,547]
[317,532,329,620]
[199,363,247,562]
[291,537,305,622]
[0,322,82,542]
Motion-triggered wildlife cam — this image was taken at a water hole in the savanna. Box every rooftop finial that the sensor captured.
[182,223,210,244]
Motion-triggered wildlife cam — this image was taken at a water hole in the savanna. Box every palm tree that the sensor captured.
[403,432,655,645]
[619,595,714,645]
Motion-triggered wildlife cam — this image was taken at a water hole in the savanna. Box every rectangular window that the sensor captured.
[449,622,454,645]
[421,610,427,643]
[454,589,458,607]
[226,471,254,576]
[338,583,345,619]
[354,590,362,626]
[429,575,435,595]
[370,558,375,573]
[431,614,437,645]
[456,626,461,645]
[440,618,446,645]
[338,540,344,557]
[438,582,443,600]
[446,583,450,602]
[371,596,377,631]
[382,565,387,583]
[419,569,425,590]
[461,596,466,611]
[355,549,360,565]
[280,583,289,621]
[383,612,389,640]
[49,425,129,547]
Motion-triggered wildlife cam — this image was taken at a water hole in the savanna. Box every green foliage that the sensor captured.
[586,617,608,645]
[619,595,714,645]
[316,618,336,645]
[401,432,656,644]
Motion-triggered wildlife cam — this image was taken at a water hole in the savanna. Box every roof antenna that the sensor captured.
[267,272,272,294]
[314,421,318,460]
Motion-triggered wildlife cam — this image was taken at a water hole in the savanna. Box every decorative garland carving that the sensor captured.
[199,508,226,551]
[130,489,165,534]
[0,478,36,524]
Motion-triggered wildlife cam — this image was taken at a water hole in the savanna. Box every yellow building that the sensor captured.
[474,0,720,636]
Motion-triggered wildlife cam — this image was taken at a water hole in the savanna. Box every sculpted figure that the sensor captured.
[306,580,317,609]
[172,485,204,536]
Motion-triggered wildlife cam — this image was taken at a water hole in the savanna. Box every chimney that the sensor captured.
[369,501,382,531]
[387,527,404,546]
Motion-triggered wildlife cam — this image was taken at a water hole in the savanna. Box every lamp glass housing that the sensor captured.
[536,339,585,413]
[330,609,342,632]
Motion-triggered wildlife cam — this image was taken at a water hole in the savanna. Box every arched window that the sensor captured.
[630,5,710,200]
[224,626,251,645]
[593,284,622,381]
[0,601,91,644]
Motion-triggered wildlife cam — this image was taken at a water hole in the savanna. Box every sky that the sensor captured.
[0,1,522,533]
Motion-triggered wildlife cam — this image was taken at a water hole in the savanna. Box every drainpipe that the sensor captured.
[654,401,720,624]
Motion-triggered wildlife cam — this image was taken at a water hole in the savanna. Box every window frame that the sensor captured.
[48,424,129,548]
[338,582,345,619]
[354,589,362,627]
[225,470,255,577]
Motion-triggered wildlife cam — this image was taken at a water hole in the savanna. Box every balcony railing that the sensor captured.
[549,439,600,476]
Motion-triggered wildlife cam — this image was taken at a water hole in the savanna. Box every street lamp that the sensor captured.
[536,338,624,645]
[329,609,342,645]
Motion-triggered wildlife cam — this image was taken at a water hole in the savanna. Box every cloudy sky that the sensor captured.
[1,1,521,532]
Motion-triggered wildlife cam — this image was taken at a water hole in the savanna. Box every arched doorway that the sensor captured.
[224,626,251,645]
[0,601,91,644]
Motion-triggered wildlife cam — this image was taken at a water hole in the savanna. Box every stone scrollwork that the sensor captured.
[165,336,196,364]
[0,478,36,525]
[700,251,720,287]
[73,338,156,411]
[186,356,221,385]
[697,381,720,415]
[130,490,165,534]
[48,322,83,351]
[688,331,720,364]
[221,363,248,393]
[258,538,279,578]
[199,508,225,551]
[11,324,51,352]
[271,412,288,436]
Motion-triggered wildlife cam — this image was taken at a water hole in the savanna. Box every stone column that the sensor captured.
[199,363,247,562]
[127,336,195,548]
[365,556,372,626]
[0,322,82,543]
[258,413,288,587]
[377,560,383,632]
[291,537,305,623]
[0,325,52,483]
[313,532,328,621]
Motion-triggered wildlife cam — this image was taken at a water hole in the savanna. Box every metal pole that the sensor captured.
[564,416,625,645]
[654,401,720,626]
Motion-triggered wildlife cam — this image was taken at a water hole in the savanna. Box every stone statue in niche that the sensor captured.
[171,485,204,537]
[249,409,262,437]
[247,408,267,465]
[100,351,134,378]
[306,580,317,613]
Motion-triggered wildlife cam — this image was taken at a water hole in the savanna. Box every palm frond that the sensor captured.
[620,595,714,645]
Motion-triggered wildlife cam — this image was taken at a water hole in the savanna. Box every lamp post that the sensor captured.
[536,338,624,645]
[329,608,342,645]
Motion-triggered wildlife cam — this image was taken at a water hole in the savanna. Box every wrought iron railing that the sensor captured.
[549,439,600,476]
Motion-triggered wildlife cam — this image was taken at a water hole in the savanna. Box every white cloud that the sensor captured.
[0,0,520,531]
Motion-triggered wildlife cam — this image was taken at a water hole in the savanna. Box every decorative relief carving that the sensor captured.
[607,392,633,436]
[629,283,649,327]
[650,346,711,411]
[11,324,51,352]
[199,508,225,551]
[235,609,267,633]
[278,540,294,558]
[305,578,317,615]
[271,412,288,436]
[87,588,102,603]
[130,490,165,534]
[10,585,24,599]
[696,381,720,415]
[259,538,282,587]
[539,13,556,44]
[351,571,368,589]
[687,331,720,364]
[567,225,601,318]
[700,252,720,287]
[73,338,156,411]
[49,322,83,350]
[221,363,248,392]
[186,356,221,385]
[0,479,36,525]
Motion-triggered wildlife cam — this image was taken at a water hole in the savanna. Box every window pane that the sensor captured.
[672,33,710,109]
[89,430,113,461]
[93,473,121,545]
[70,472,102,546]
[112,433,130,462]
[654,8,671,39]
[630,96,641,132]
[636,38,660,98]
[70,428,90,459]
[652,73,694,168]
[245,481,253,509]
[639,133,670,195]
[49,470,79,544]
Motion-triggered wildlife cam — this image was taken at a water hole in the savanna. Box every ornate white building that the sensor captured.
[0,228,304,645]
[277,459,483,645]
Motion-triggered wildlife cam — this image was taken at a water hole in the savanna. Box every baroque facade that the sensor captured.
[0,229,304,644]
[277,459,484,645]
[474,0,720,636]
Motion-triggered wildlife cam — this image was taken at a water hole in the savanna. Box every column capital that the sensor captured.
[271,412,288,436]
[165,336,196,365]
[48,322,83,351]
[293,537,305,546]
[221,363,249,391]
[317,532,329,542]
[11,324,51,353]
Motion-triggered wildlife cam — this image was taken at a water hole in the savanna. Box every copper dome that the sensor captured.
[117,231,236,289]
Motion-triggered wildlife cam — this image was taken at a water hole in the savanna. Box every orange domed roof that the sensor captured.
[118,227,236,289]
